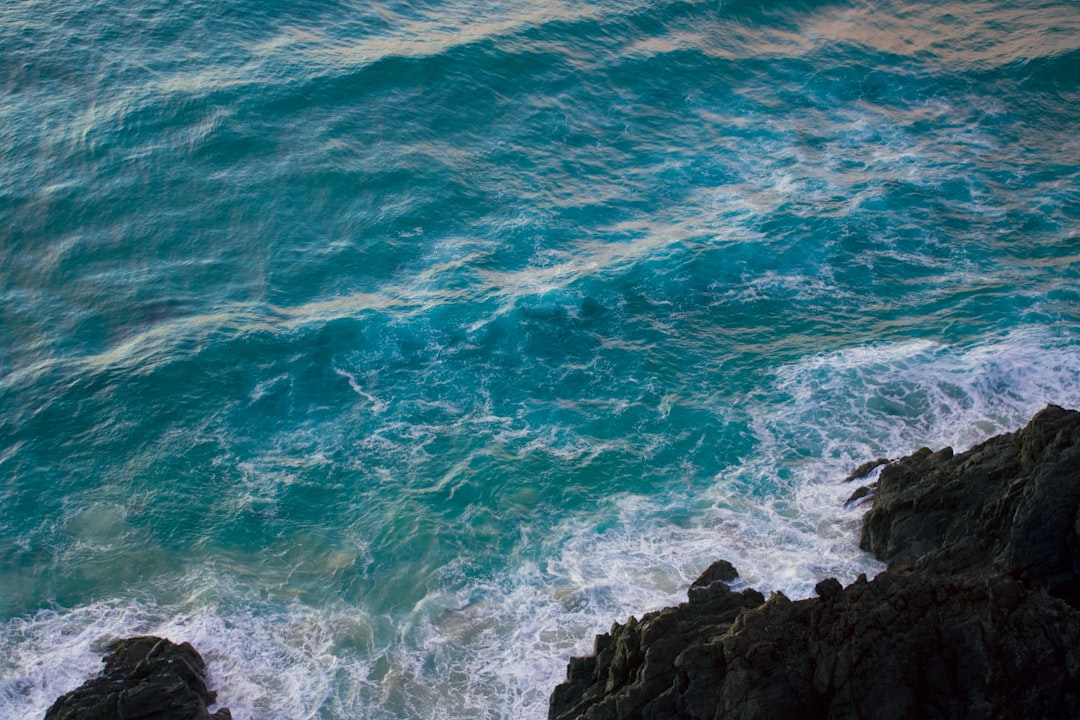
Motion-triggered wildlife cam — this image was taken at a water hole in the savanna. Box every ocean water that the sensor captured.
[2,0,1079,717]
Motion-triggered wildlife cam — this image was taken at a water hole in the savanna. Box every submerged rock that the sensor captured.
[549,405,1080,720]
[44,635,231,720]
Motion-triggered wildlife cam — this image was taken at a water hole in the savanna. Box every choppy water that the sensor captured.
[2,0,1079,717]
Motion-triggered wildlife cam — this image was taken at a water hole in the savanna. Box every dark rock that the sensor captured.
[686,559,739,603]
[860,403,1080,591]
[843,483,873,508]
[841,457,890,483]
[813,577,842,599]
[44,636,231,720]
[548,584,766,720]
[690,558,738,588]
[550,405,1080,720]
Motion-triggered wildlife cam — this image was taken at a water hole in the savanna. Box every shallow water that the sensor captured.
[2,0,1079,717]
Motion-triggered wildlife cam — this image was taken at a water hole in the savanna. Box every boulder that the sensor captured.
[44,636,231,720]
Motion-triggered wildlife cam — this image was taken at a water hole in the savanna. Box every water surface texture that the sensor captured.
[3,0,1080,717]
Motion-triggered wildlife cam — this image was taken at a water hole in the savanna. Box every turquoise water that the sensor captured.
[2,0,1079,717]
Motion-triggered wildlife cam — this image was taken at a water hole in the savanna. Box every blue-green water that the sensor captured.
[2,0,1079,717]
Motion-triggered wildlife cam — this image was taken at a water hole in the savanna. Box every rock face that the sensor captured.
[549,405,1080,720]
[861,403,1080,599]
[44,636,231,720]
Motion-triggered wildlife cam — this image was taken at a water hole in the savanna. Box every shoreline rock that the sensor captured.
[43,635,231,720]
[549,405,1080,720]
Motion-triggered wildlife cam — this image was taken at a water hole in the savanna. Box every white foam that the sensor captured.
[332,364,395,414]
[248,373,291,404]
[763,327,1080,458]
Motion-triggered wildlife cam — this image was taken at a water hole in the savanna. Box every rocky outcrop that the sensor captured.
[44,636,231,720]
[549,405,1080,720]
[860,403,1080,600]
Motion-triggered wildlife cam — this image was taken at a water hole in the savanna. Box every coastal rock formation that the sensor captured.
[549,405,1080,720]
[44,636,231,720]
[861,403,1080,597]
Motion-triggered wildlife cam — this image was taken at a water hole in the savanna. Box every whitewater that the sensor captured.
[2,0,1079,717]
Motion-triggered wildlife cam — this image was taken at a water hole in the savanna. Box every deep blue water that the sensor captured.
[2,0,1079,717]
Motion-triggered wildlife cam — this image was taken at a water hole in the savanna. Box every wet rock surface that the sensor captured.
[550,405,1080,720]
[44,635,231,720]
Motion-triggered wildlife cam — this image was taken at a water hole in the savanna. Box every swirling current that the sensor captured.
[2,0,1079,717]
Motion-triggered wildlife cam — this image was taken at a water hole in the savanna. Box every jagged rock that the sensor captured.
[44,636,231,720]
[550,405,1080,720]
[861,404,1080,600]
[690,559,738,588]
[549,578,766,720]
[687,559,739,604]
